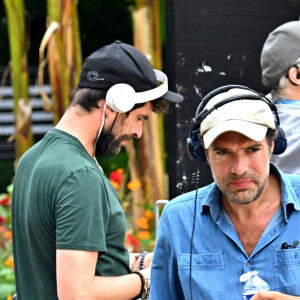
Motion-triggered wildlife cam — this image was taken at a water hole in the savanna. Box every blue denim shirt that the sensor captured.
[150,164,300,299]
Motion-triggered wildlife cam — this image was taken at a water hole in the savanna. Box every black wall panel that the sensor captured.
[166,0,300,199]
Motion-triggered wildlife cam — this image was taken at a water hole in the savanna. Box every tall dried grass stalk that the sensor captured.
[39,0,82,124]
[3,0,32,161]
[130,0,168,219]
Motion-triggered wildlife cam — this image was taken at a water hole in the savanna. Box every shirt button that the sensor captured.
[246,262,251,267]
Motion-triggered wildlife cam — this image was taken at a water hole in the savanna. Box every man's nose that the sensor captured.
[231,155,248,175]
[133,122,143,138]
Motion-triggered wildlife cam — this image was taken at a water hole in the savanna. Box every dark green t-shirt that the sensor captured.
[12,128,130,299]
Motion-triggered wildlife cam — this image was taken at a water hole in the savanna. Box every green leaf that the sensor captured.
[0,283,16,300]
[7,184,13,195]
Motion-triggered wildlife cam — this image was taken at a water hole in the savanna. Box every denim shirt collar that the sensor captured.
[200,163,300,223]
[276,99,300,106]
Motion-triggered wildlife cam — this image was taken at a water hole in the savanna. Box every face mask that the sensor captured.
[95,130,132,157]
[94,132,115,157]
[94,111,120,157]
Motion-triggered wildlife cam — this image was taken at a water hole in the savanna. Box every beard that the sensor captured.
[214,170,269,205]
[94,131,132,157]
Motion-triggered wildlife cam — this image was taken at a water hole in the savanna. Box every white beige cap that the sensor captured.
[200,88,276,149]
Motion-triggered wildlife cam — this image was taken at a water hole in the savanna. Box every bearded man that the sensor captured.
[12,40,183,300]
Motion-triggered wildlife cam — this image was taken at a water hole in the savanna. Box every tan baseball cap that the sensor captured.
[200,88,276,149]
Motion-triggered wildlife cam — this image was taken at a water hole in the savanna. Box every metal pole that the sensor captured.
[155,200,169,233]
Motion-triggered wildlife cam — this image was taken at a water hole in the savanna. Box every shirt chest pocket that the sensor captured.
[275,248,300,296]
[177,253,224,299]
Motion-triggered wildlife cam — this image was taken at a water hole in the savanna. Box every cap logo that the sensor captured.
[87,71,104,81]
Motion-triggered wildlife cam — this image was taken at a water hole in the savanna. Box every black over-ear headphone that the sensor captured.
[187,84,287,162]
[106,70,168,113]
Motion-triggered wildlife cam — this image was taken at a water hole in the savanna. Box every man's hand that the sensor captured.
[251,291,300,300]
[142,252,153,269]
[131,252,153,271]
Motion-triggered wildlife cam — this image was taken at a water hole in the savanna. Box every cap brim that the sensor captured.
[162,90,184,103]
[203,120,268,149]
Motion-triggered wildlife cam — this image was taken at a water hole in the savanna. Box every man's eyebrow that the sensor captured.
[211,146,229,151]
[211,143,263,150]
[248,143,263,147]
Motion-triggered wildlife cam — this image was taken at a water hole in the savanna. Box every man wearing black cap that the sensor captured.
[12,41,183,300]
[260,20,300,175]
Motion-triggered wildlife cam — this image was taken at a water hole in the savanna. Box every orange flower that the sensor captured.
[144,209,154,219]
[127,180,141,191]
[4,257,14,268]
[4,230,12,239]
[7,295,12,300]
[135,217,149,229]
[110,181,120,190]
[137,230,151,240]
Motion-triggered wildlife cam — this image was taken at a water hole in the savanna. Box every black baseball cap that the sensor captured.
[78,40,183,103]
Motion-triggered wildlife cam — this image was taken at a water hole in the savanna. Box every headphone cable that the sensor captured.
[189,165,200,300]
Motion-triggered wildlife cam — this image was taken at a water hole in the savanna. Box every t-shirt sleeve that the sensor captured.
[55,167,109,253]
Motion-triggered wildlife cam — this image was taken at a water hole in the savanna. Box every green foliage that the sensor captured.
[97,148,128,176]
[0,184,15,300]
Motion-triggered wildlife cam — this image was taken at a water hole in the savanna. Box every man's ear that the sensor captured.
[104,101,118,119]
[271,140,275,154]
[287,67,300,85]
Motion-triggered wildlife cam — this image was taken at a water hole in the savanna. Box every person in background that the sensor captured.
[150,85,300,299]
[260,20,300,174]
[12,40,183,300]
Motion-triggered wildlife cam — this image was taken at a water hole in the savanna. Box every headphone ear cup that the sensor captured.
[273,123,287,155]
[106,84,136,113]
[187,128,207,162]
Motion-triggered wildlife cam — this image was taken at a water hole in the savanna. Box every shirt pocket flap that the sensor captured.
[178,253,224,270]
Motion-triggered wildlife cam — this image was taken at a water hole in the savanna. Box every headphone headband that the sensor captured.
[106,69,169,113]
[135,70,168,103]
[196,93,280,126]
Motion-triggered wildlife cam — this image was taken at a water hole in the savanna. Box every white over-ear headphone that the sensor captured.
[105,69,168,113]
